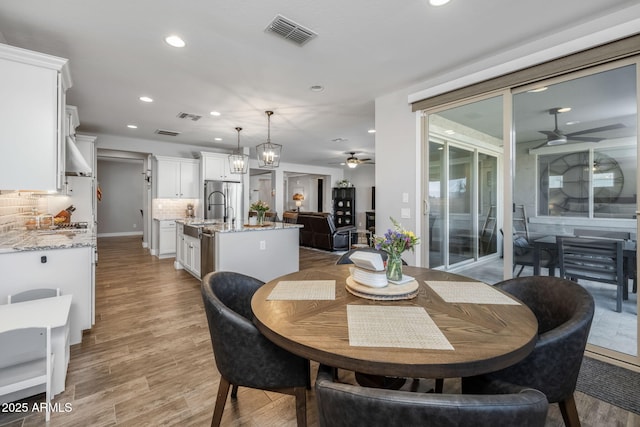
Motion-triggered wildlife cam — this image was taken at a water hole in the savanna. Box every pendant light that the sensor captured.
[256,110,282,169]
[228,127,249,174]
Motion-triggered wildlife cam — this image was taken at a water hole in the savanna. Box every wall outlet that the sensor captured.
[260,240,266,250]
[133,224,137,228]
[401,208,410,219]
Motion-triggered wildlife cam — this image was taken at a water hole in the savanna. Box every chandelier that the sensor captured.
[256,111,282,169]
[228,127,249,174]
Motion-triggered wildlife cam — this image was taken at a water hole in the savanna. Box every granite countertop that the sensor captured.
[0,228,97,253]
[176,219,302,234]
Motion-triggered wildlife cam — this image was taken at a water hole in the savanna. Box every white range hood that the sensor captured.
[65,136,92,176]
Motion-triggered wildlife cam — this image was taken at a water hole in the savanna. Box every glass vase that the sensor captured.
[386,252,403,282]
[257,211,265,225]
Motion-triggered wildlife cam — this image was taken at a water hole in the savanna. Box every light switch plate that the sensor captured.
[402,192,409,203]
[401,208,410,219]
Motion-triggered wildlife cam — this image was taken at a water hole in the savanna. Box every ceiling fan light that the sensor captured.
[346,159,358,168]
[547,136,567,146]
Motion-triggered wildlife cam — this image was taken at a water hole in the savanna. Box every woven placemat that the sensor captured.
[426,280,520,305]
[347,305,454,350]
[267,280,336,300]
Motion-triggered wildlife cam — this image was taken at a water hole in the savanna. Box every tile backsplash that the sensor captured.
[152,198,200,220]
[0,191,47,233]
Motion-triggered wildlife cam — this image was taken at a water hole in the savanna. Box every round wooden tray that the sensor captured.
[345,276,419,301]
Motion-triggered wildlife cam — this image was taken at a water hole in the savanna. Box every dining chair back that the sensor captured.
[316,364,548,427]
[573,228,630,240]
[557,236,625,312]
[201,271,309,427]
[0,326,53,422]
[462,276,594,427]
[8,288,61,304]
[283,211,298,224]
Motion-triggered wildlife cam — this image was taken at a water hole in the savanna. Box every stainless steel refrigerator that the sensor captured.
[204,180,243,225]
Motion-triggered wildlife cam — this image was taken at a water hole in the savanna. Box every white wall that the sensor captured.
[97,158,144,236]
[375,90,420,265]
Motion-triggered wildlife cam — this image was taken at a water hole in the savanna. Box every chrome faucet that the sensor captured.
[207,191,226,221]
[226,205,235,227]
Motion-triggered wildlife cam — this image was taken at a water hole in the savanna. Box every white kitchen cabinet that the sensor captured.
[155,156,199,198]
[0,247,93,345]
[201,152,241,182]
[175,222,185,269]
[182,234,201,278]
[158,220,177,256]
[0,44,72,191]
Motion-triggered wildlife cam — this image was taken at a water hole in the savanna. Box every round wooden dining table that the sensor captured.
[251,265,538,379]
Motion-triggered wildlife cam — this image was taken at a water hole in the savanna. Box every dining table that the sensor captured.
[251,265,538,380]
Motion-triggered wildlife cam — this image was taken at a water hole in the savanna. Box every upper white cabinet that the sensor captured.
[155,156,199,198]
[0,43,72,191]
[201,152,241,182]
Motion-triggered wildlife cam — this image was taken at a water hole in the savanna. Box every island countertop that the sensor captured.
[176,218,302,234]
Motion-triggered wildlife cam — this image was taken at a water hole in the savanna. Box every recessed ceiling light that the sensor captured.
[527,87,548,93]
[557,107,572,113]
[429,0,451,5]
[127,124,138,129]
[565,120,581,126]
[139,96,153,103]
[214,137,222,141]
[165,35,186,48]
[310,85,324,92]
[368,129,376,134]
[210,111,221,116]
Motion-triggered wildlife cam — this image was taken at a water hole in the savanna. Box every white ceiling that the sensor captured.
[0,0,638,166]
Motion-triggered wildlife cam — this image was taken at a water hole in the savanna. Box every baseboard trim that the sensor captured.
[97,232,144,238]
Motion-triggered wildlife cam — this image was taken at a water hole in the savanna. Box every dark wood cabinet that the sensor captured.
[365,211,375,234]
[332,187,355,227]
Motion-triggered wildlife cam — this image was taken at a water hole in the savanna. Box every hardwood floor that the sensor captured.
[1,236,638,426]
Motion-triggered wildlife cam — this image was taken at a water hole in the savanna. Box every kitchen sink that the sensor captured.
[183,224,201,239]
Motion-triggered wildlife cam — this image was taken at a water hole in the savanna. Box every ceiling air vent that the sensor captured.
[177,112,202,121]
[265,14,317,46]
[155,129,181,137]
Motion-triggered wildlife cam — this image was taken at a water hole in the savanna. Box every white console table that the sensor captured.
[0,295,72,402]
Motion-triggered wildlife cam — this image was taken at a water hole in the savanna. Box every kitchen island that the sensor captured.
[176,220,302,282]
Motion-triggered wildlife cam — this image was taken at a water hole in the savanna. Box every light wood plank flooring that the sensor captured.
[1,236,638,426]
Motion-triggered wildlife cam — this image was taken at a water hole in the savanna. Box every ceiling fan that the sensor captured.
[536,108,625,148]
[344,152,374,168]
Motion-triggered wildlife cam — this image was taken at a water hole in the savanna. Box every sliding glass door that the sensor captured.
[425,96,502,269]
[512,61,638,362]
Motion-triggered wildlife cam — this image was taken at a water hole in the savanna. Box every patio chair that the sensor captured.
[557,236,625,312]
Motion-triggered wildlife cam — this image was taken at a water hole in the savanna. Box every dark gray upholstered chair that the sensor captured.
[201,271,310,427]
[336,247,407,266]
[462,276,594,427]
[316,364,548,427]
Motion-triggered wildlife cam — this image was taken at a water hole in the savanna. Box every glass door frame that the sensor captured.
[421,91,507,271]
